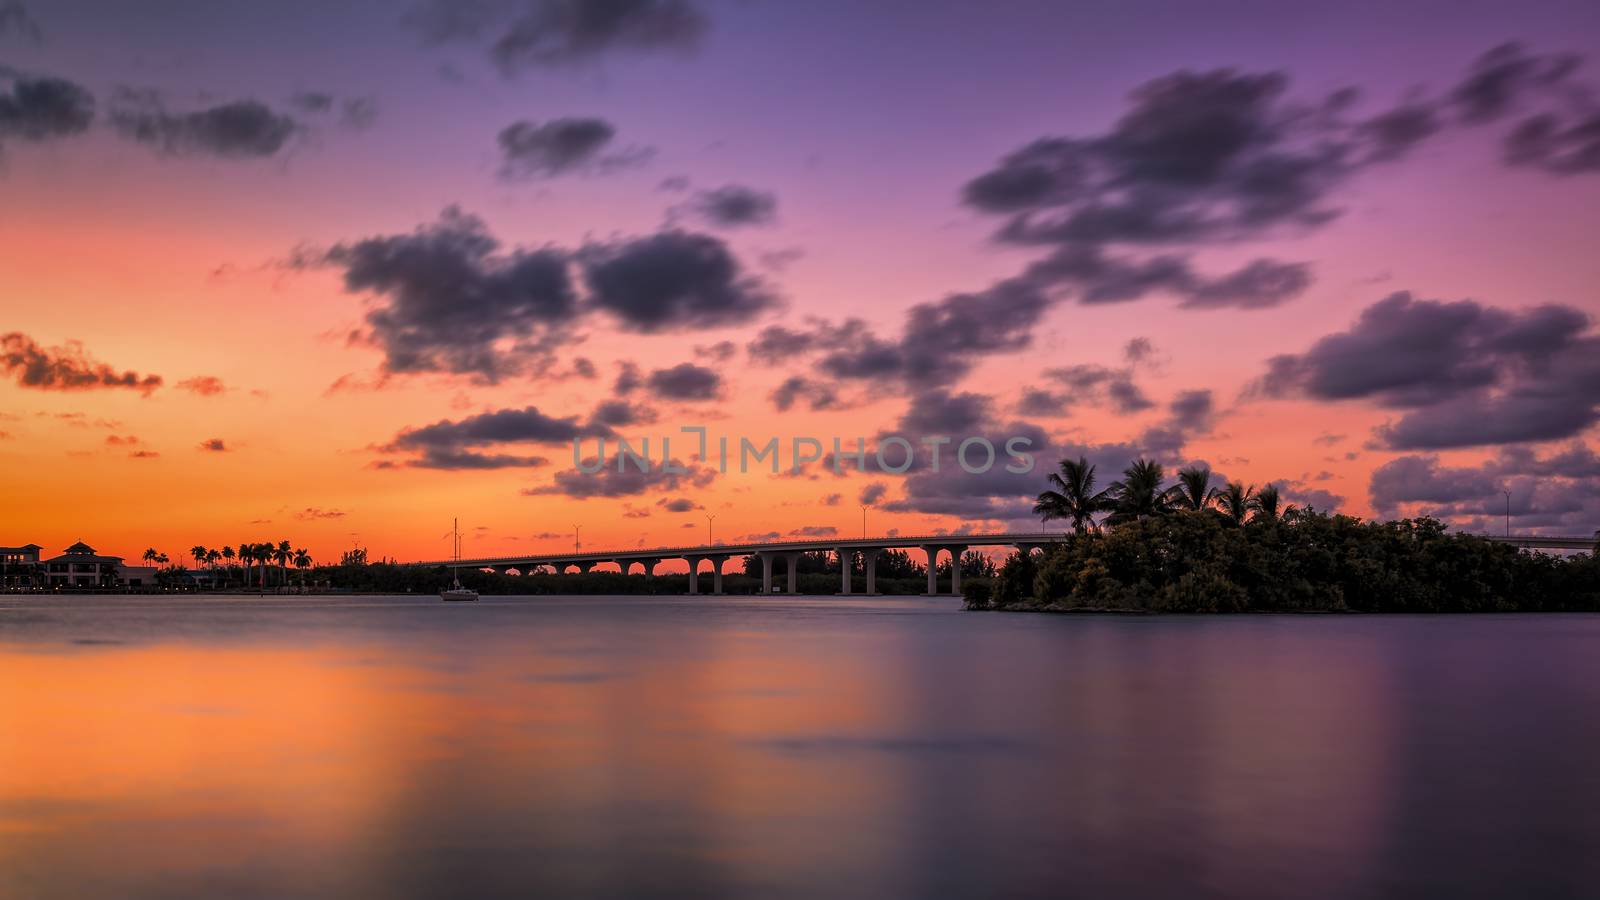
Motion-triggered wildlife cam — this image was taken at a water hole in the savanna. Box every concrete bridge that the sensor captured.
[411,531,1594,596]
[414,532,1075,596]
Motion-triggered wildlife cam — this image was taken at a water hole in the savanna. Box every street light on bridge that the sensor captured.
[706,514,716,545]
[574,524,581,553]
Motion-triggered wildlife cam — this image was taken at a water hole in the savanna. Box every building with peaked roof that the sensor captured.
[45,541,125,588]
[2,544,43,589]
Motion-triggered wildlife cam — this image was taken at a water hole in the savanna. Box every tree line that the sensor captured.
[960,456,1600,613]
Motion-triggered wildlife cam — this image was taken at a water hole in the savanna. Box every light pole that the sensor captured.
[861,505,868,539]
[1503,490,1511,538]
[706,514,716,545]
[574,524,581,553]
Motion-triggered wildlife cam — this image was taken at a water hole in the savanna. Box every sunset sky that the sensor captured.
[4,0,1599,566]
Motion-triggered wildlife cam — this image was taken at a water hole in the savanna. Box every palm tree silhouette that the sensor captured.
[1250,484,1286,523]
[1104,459,1173,527]
[1169,465,1219,511]
[1218,481,1255,525]
[293,548,312,587]
[1034,456,1112,533]
[190,545,207,569]
[275,540,292,587]
[142,547,159,567]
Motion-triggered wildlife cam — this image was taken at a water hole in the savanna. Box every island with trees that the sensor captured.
[961,457,1600,614]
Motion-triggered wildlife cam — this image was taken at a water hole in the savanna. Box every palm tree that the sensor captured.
[293,548,312,586]
[142,547,159,567]
[205,548,221,568]
[1250,484,1285,523]
[1218,481,1255,525]
[1034,456,1113,533]
[190,545,207,569]
[1169,465,1219,511]
[1104,459,1173,527]
[275,540,292,587]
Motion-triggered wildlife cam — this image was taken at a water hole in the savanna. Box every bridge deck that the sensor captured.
[411,531,1592,569]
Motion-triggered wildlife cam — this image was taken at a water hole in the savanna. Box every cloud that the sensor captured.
[681,184,777,228]
[497,117,651,178]
[0,69,94,142]
[657,496,701,512]
[958,45,1600,313]
[581,230,778,332]
[860,483,888,505]
[198,438,227,452]
[525,456,715,498]
[645,362,722,400]
[1042,364,1153,414]
[1254,291,1600,449]
[105,434,140,446]
[1,333,162,394]
[589,398,657,427]
[788,526,837,537]
[177,376,227,396]
[110,94,299,158]
[289,91,378,129]
[1369,447,1600,533]
[770,375,839,412]
[0,3,41,42]
[380,404,603,469]
[411,0,709,72]
[295,507,347,520]
[314,207,579,381]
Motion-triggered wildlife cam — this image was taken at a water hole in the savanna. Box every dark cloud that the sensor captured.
[589,398,656,427]
[695,340,736,362]
[497,117,650,178]
[657,496,700,512]
[198,438,228,452]
[645,362,721,400]
[1181,258,1312,309]
[746,324,816,364]
[291,91,378,129]
[411,0,708,72]
[683,184,777,228]
[0,3,41,42]
[1370,447,1600,533]
[381,404,603,469]
[0,70,94,142]
[1165,389,1216,433]
[859,483,888,505]
[770,375,839,412]
[1254,291,1600,449]
[1123,337,1154,364]
[959,45,1600,314]
[582,230,778,332]
[1503,111,1600,174]
[1015,387,1070,417]
[316,207,579,381]
[1043,364,1153,414]
[2,333,162,394]
[110,96,299,158]
[526,456,715,498]
[1449,43,1581,125]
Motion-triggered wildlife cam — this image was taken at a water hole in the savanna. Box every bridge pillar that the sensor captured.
[758,552,774,593]
[577,562,594,574]
[836,547,851,594]
[864,549,879,595]
[921,545,939,595]
[685,556,703,594]
[784,551,801,594]
[711,556,728,594]
[948,546,968,596]
[644,558,660,577]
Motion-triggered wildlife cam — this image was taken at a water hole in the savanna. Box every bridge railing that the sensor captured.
[410,531,1075,567]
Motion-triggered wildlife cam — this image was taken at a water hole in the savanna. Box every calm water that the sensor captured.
[2,595,1599,899]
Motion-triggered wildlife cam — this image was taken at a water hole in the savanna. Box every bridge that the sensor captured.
[411,531,1595,596]
[414,532,1072,596]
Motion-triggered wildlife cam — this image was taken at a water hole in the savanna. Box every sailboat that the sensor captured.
[440,518,479,602]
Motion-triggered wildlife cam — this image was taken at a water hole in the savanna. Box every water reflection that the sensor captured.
[3,596,1599,898]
